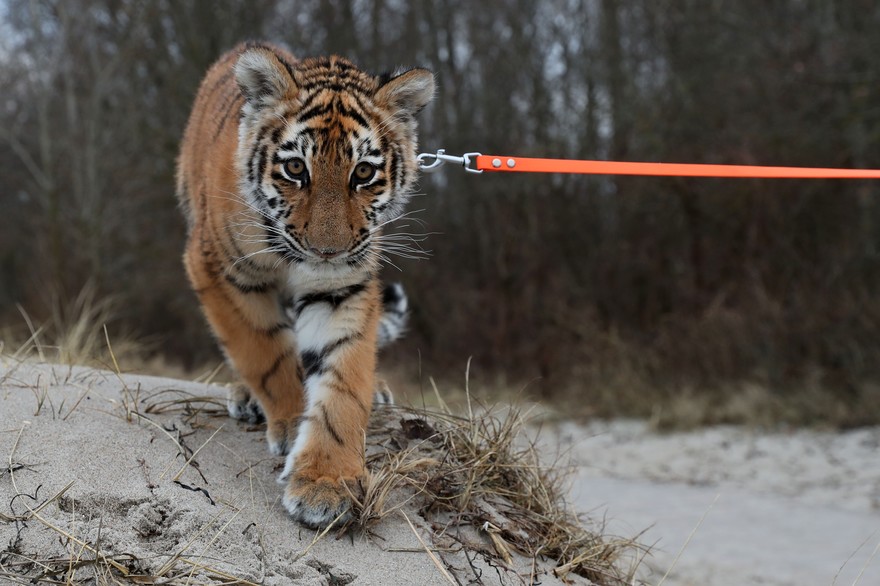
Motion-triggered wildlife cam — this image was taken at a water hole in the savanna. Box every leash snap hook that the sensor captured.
[417,149,483,174]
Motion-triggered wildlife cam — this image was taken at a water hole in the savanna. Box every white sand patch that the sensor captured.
[558,420,880,585]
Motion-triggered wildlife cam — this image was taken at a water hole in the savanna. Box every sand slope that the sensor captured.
[0,362,601,585]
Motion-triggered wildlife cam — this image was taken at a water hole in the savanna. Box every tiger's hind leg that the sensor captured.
[230,381,390,426]
[377,282,408,348]
[373,380,394,406]
[227,384,266,424]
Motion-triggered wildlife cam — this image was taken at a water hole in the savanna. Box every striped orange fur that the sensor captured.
[176,42,433,527]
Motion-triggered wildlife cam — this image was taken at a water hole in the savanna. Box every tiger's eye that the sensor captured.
[283,158,307,181]
[352,162,376,184]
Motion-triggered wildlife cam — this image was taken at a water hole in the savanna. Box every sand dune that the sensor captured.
[0,362,616,585]
[3,361,876,585]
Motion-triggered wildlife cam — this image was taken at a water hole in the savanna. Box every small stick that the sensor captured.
[292,509,347,562]
[183,506,242,585]
[400,510,456,585]
[167,423,224,482]
[852,535,880,586]
[657,493,720,586]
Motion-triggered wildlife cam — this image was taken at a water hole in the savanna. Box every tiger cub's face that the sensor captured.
[234,48,434,273]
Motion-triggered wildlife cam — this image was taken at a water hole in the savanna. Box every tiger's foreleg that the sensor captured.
[279,278,380,528]
[184,241,304,455]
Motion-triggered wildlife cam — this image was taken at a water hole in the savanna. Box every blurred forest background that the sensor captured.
[2,0,880,426]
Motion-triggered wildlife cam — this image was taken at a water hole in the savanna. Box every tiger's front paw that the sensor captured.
[282,471,361,528]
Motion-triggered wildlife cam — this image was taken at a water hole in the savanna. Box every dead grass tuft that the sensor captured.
[351,375,645,585]
[3,284,146,370]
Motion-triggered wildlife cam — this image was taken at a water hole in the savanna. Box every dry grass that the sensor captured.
[2,284,146,371]
[348,375,645,585]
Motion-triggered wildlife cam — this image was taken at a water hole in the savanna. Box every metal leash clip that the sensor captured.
[417,149,483,173]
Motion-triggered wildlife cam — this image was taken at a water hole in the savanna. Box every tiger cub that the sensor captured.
[176,42,433,527]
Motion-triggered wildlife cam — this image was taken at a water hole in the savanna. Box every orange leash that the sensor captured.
[416,150,880,179]
[476,155,880,178]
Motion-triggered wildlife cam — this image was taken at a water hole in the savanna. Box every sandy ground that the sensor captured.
[2,361,878,585]
[561,420,880,585]
[0,362,598,585]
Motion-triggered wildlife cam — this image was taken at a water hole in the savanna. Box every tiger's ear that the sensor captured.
[375,68,435,115]
[235,47,295,108]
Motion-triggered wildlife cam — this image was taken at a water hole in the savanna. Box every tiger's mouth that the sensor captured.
[304,244,348,262]
[299,237,360,266]
[266,223,374,269]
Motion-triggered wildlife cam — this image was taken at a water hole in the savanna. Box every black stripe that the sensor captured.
[260,348,294,394]
[325,365,344,383]
[296,413,313,430]
[225,274,273,294]
[270,125,284,145]
[294,282,367,317]
[302,80,342,92]
[327,378,368,413]
[300,334,360,379]
[212,93,243,141]
[330,58,356,72]
[242,40,276,52]
[309,77,370,93]
[301,349,324,378]
[204,69,234,100]
[348,92,373,119]
[389,147,401,192]
[320,404,344,445]
[336,101,368,127]
[295,91,329,117]
[325,333,360,354]
[223,249,265,278]
[299,127,316,141]
[274,128,315,153]
[257,145,269,181]
[295,102,332,124]
[382,283,404,307]
[259,322,291,336]
[249,122,276,182]
[221,224,268,278]
[272,51,296,82]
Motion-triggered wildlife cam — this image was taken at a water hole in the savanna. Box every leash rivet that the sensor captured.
[492,158,502,168]
[507,158,516,168]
